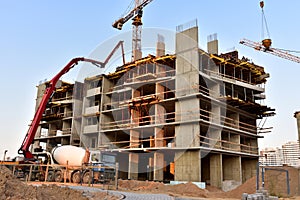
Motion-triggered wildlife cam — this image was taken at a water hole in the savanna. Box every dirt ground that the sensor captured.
[0,166,118,200]
[1,165,300,199]
[117,166,300,199]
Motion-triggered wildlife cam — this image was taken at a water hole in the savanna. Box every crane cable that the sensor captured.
[122,0,135,18]
[260,1,300,54]
[275,48,300,54]
[260,1,271,40]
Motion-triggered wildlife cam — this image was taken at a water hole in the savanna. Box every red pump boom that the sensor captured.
[18,57,105,159]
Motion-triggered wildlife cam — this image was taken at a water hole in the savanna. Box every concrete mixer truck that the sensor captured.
[25,145,116,183]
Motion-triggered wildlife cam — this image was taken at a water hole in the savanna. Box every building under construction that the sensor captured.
[32,23,274,190]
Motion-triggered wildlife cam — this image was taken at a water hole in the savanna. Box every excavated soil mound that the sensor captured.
[118,179,164,191]
[211,166,300,199]
[118,179,208,197]
[165,182,209,197]
[223,176,257,199]
[0,166,117,200]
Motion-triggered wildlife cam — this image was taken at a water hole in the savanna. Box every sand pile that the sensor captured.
[118,179,208,197]
[0,166,88,200]
[118,166,300,199]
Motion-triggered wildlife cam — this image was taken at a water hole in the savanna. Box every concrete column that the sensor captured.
[222,156,242,191]
[210,154,222,188]
[208,130,221,149]
[130,130,140,148]
[148,157,154,180]
[153,83,165,181]
[250,138,258,154]
[174,24,201,182]
[118,153,129,180]
[128,153,139,180]
[228,113,239,129]
[230,134,240,151]
[175,150,201,182]
[99,77,114,147]
[155,83,165,147]
[130,89,140,148]
[208,105,222,149]
[133,49,142,61]
[242,158,257,183]
[156,34,165,57]
[207,33,218,55]
[153,152,164,181]
[223,156,242,182]
[127,87,141,180]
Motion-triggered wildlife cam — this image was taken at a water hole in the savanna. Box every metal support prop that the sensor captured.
[115,162,119,190]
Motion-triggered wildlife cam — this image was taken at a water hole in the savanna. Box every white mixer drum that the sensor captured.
[52,145,88,166]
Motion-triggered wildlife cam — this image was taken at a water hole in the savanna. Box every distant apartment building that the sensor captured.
[282,141,300,166]
[259,147,283,166]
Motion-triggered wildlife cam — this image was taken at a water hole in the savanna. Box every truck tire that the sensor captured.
[25,172,36,181]
[82,171,91,184]
[54,170,63,182]
[47,171,55,182]
[37,172,45,181]
[71,171,81,183]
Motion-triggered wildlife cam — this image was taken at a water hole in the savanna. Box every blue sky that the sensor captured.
[1,0,300,159]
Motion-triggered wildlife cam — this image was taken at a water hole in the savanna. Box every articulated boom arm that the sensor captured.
[18,57,104,159]
[240,38,300,64]
[103,41,125,66]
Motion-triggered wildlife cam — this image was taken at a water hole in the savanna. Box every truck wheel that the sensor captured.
[82,171,91,184]
[25,172,36,181]
[71,171,81,183]
[37,172,45,181]
[47,171,55,182]
[54,171,63,182]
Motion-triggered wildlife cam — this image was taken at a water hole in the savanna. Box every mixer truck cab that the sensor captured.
[89,150,116,183]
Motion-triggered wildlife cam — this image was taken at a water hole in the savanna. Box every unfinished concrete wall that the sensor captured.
[210,154,223,188]
[174,25,201,181]
[128,153,139,180]
[99,76,114,148]
[175,26,200,148]
[175,150,201,182]
[222,155,242,191]
[242,158,257,183]
[207,33,218,55]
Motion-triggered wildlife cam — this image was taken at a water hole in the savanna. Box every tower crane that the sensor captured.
[240,38,300,64]
[112,0,153,61]
[240,1,300,63]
